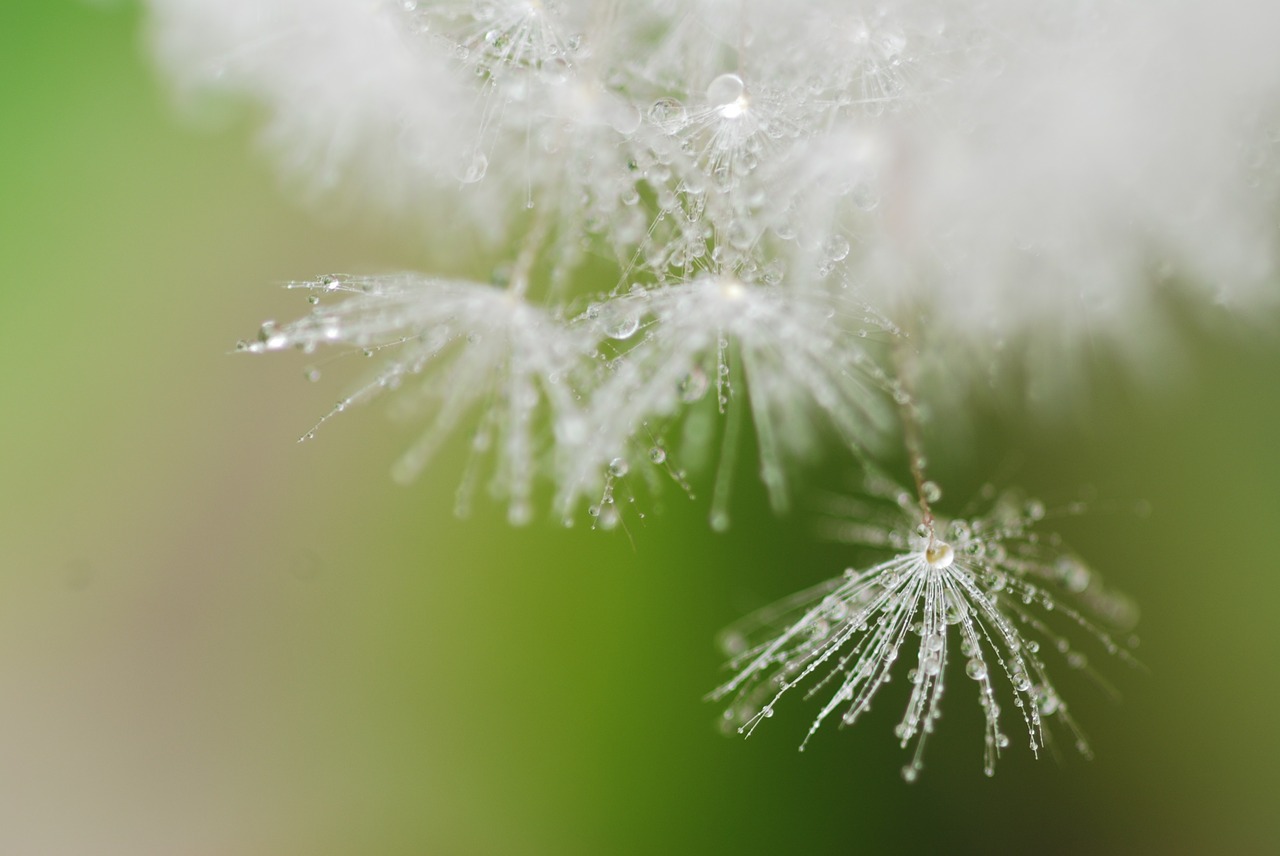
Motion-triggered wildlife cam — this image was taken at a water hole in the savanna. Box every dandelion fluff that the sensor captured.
[712,483,1140,780]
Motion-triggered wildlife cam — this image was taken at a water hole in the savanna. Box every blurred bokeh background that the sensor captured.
[2,3,1278,854]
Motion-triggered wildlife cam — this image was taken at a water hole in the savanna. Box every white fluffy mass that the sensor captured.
[149,0,1280,513]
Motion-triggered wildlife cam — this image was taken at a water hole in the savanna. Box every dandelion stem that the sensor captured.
[894,336,934,536]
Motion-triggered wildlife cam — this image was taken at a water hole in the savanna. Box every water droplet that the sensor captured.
[707,73,747,118]
[303,367,321,382]
[823,234,851,262]
[679,368,709,402]
[851,181,879,211]
[608,457,629,478]
[720,631,746,656]
[647,97,687,133]
[457,150,488,184]
[1037,688,1060,715]
[710,510,730,532]
[604,314,640,339]
[925,541,954,568]
[257,321,288,350]
[922,481,942,503]
[901,764,919,783]
[1054,556,1091,593]
[648,446,666,464]
[965,658,987,680]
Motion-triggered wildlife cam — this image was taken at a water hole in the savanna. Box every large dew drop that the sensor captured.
[603,312,640,340]
[647,97,687,133]
[707,73,747,119]
[925,540,954,568]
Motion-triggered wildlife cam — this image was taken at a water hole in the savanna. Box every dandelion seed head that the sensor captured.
[712,480,1139,778]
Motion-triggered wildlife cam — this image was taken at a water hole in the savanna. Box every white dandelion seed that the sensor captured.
[557,274,896,527]
[240,274,595,524]
[711,480,1139,780]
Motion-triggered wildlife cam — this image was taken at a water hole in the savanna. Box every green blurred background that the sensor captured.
[2,3,1278,854]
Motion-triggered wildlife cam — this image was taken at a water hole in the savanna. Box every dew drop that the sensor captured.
[823,234,851,262]
[647,97,687,133]
[679,368,709,402]
[257,321,287,350]
[648,446,666,464]
[605,315,640,339]
[925,541,954,569]
[851,181,879,211]
[457,151,489,184]
[608,457,630,478]
[707,73,748,118]
[921,481,942,503]
[965,658,987,680]
[1054,556,1091,593]
[1037,688,1060,715]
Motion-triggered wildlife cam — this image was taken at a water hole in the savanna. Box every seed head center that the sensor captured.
[925,540,954,569]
